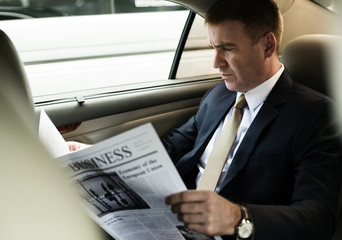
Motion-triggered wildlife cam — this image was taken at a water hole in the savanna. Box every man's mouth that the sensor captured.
[221,73,233,79]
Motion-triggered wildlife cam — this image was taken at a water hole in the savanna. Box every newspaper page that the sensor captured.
[38,109,70,158]
[38,111,221,240]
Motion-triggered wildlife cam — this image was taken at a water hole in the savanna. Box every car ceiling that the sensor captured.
[169,0,296,17]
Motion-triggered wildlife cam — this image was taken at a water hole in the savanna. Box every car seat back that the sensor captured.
[281,34,340,97]
[0,30,34,127]
[281,34,342,240]
[0,29,104,240]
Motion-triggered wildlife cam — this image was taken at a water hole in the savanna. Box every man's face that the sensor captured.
[208,20,267,92]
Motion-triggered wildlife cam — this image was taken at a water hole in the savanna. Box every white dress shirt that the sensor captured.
[196,65,285,192]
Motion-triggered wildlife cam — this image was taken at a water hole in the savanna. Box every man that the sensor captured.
[163,0,342,239]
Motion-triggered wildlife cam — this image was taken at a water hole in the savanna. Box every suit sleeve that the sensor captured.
[161,115,198,164]
[161,85,218,165]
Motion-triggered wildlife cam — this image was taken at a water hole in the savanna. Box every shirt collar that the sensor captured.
[236,64,284,112]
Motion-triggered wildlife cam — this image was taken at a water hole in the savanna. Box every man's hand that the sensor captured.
[67,141,91,152]
[165,190,241,236]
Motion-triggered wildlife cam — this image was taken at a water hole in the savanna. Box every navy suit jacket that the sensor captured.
[162,69,342,240]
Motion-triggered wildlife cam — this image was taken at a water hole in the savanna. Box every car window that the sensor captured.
[0,1,195,104]
[0,0,184,18]
[176,14,217,79]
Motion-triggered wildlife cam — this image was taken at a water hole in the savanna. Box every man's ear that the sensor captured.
[264,32,277,58]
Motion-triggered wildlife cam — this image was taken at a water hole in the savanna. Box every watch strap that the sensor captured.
[235,204,254,239]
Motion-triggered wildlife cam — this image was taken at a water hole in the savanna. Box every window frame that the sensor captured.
[169,10,195,79]
[310,0,337,13]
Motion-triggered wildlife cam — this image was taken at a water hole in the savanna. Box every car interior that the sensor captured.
[1,0,342,239]
[0,28,106,240]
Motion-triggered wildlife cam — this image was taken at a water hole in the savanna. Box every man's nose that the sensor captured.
[213,50,227,69]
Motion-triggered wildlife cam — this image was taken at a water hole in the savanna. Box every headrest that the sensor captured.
[0,30,34,125]
[281,34,340,97]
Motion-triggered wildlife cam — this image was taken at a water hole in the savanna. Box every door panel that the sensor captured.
[38,78,221,144]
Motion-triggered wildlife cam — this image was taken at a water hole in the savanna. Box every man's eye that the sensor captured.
[224,47,234,52]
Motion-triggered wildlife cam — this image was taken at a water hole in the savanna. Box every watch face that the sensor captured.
[238,220,254,239]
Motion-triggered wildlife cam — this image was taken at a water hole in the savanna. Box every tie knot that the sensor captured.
[234,94,247,109]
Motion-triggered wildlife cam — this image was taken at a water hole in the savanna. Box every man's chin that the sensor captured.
[223,80,238,92]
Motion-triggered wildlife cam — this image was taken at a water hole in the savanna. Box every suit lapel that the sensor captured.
[220,70,293,189]
[185,90,236,163]
[197,92,236,152]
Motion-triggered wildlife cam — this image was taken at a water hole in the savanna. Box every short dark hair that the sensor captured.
[205,0,283,55]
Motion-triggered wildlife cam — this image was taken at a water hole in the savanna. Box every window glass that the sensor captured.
[0,1,188,103]
[176,15,218,79]
[0,0,184,19]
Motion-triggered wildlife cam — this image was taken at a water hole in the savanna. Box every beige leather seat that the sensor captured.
[0,30,35,127]
[281,34,340,97]
[281,34,342,240]
[0,30,103,240]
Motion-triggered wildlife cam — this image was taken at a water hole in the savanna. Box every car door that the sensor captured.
[41,12,219,144]
[0,3,219,144]
[1,0,338,145]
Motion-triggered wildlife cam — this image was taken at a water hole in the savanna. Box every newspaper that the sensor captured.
[38,110,220,240]
[38,109,70,158]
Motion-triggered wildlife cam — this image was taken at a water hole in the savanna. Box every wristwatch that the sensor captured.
[235,205,254,239]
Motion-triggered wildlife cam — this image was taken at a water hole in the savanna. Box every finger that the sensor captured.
[171,202,204,214]
[186,223,216,236]
[67,144,76,151]
[66,141,78,151]
[165,190,212,205]
[178,212,205,224]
